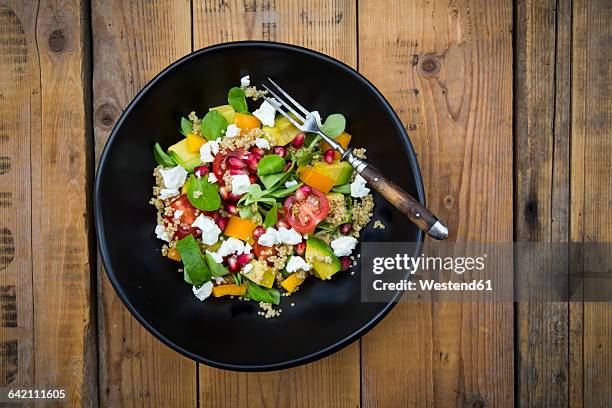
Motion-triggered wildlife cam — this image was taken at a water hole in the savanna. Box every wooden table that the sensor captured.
[1,0,610,406]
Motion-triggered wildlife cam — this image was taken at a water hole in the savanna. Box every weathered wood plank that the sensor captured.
[192,1,360,407]
[515,0,571,405]
[359,0,514,406]
[0,0,38,392]
[30,0,97,405]
[91,1,197,406]
[571,0,612,406]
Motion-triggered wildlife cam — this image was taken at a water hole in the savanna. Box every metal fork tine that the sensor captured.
[264,97,305,130]
[267,78,311,117]
[262,84,306,122]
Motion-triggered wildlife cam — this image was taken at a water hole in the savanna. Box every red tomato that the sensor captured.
[251,242,276,261]
[212,148,246,179]
[283,188,330,234]
[170,195,197,225]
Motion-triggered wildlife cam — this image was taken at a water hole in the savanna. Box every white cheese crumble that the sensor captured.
[231,174,251,195]
[192,281,213,301]
[160,166,188,190]
[200,140,220,163]
[253,100,277,127]
[277,227,302,245]
[285,256,312,273]
[173,210,184,219]
[213,276,225,284]
[225,124,241,138]
[254,137,270,150]
[257,227,279,247]
[284,180,298,188]
[243,243,252,254]
[217,237,245,257]
[208,173,218,183]
[242,263,254,273]
[191,214,221,245]
[206,250,223,264]
[240,75,250,87]
[330,236,358,256]
[159,188,179,199]
[155,224,170,242]
[350,174,370,198]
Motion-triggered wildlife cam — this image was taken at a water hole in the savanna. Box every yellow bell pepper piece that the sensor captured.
[166,247,181,262]
[212,284,247,297]
[281,272,307,293]
[186,133,206,153]
[235,113,261,134]
[224,215,258,241]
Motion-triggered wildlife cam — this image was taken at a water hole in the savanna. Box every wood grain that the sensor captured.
[29,0,98,405]
[571,0,612,406]
[359,0,514,406]
[0,0,38,392]
[91,1,197,406]
[192,1,360,407]
[515,0,571,405]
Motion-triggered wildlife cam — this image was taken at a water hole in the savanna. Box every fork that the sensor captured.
[261,78,449,240]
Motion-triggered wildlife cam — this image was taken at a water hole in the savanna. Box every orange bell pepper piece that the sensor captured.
[320,131,352,160]
[186,133,206,152]
[224,215,258,241]
[235,113,261,134]
[212,284,247,297]
[297,166,335,193]
[281,272,307,293]
[167,247,181,262]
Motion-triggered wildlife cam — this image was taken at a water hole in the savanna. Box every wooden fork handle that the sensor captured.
[358,164,448,240]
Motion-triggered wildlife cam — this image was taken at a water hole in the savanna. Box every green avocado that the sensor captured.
[209,104,236,124]
[168,139,201,172]
[312,161,353,185]
[306,237,341,280]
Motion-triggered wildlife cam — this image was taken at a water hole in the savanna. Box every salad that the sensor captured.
[151,75,376,318]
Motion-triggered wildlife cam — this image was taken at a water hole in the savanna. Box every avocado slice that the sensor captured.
[262,115,301,146]
[242,260,277,288]
[168,139,201,172]
[312,161,354,185]
[306,237,341,280]
[209,104,236,124]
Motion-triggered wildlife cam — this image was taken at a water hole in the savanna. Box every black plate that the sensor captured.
[95,41,424,371]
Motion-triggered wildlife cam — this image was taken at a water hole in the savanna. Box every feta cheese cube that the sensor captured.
[231,174,251,195]
[225,124,241,138]
[192,281,213,301]
[330,236,358,256]
[191,214,221,245]
[257,227,279,247]
[285,256,312,273]
[217,237,245,257]
[350,175,370,198]
[240,75,250,87]
[253,100,277,127]
[159,188,179,199]
[284,180,298,188]
[277,227,302,245]
[254,137,270,150]
[200,140,220,163]
[155,224,170,242]
[208,173,218,183]
[160,165,188,189]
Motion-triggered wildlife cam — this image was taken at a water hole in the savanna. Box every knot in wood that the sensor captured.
[465,395,486,408]
[419,55,441,77]
[96,103,120,130]
[48,29,65,52]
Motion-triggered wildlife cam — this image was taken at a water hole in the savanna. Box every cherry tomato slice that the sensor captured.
[170,195,198,225]
[251,242,277,261]
[283,188,330,234]
[212,148,246,179]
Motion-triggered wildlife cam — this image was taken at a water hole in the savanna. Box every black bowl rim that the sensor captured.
[94,40,425,371]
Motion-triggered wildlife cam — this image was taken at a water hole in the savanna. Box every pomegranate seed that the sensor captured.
[253,226,266,240]
[216,216,229,231]
[339,223,352,235]
[276,219,290,229]
[228,156,246,169]
[245,153,259,171]
[249,174,258,184]
[292,133,305,147]
[225,203,239,215]
[295,185,311,201]
[324,149,335,164]
[219,186,229,200]
[274,146,286,158]
[237,253,254,265]
[227,255,239,272]
[194,165,209,178]
[251,147,265,158]
[294,241,306,256]
[283,162,292,172]
[191,227,202,238]
[340,256,352,271]
[229,168,247,176]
